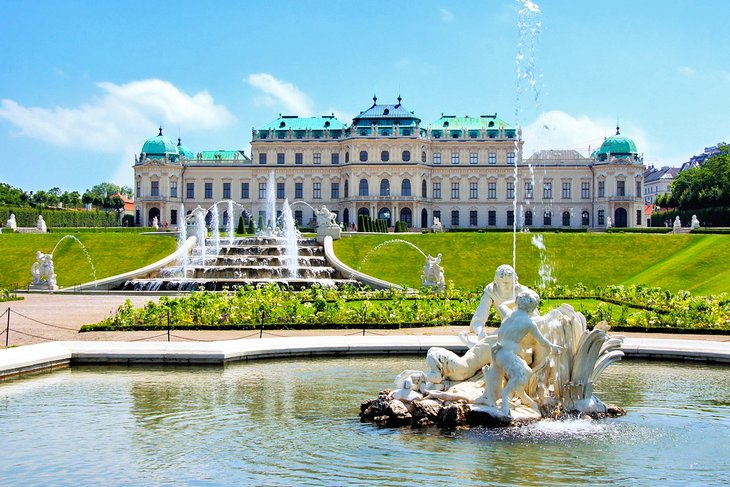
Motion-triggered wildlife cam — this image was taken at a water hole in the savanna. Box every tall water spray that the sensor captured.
[211,204,221,256]
[281,199,299,278]
[267,171,277,235]
[194,208,207,265]
[178,203,189,277]
[227,200,235,245]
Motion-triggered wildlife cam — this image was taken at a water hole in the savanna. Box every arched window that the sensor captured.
[524,210,533,226]
[400,208,412,227]
[544,211,552,226]
[381,150,389,162]
[344,180,349,198]
[581,211,590,226]
[359,150,368,162]
[343,208,350,226]
[421,180,427,198]
[359,179,369,196]
[562,211,571,226]
[357,207,369,217]
[345,151,350,163]
[402,150,411,162]
[421,151,427,162]
[421,208,428,228]
[401,179,411,196]
[380,179,390,196]
[378,207,392,226]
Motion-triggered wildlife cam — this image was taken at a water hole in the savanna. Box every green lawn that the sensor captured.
[0,232,178,288]
[333,232,730,295]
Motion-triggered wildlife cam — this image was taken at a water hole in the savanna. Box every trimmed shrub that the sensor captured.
[237,215,245,234]
[651,206,730,228]
[0,206,120,228]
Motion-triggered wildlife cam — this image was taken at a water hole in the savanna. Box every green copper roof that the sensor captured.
[141,128,178,158]
[259,115,346,131]
[596,127,638,156]
[427,114,513,130]
[176,138,194,159]
[198,150,249,161]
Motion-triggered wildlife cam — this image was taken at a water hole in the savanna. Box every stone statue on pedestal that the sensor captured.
[30,250,58,290]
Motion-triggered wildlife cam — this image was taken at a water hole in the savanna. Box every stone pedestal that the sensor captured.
[316,225,341,244]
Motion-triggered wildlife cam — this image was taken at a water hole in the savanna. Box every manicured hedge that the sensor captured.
[606,227,672,234]
[651,206,730,228]
[0,206,119,228]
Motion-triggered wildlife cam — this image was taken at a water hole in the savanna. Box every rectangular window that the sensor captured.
[469,182,478,199]
[204,182,213,199]
[150,181,159,197]
[488,182,497,199]
[295,182,303,199]
[170,181,177,198]
[451,182,460,199]
[488,210,496,226]
[562,182,571,199]
[451,210,459,227]
[258,183,266,199]
[136,181,141,197]
[617,180,625,197]
[433,182,441,199]
[313,182,321,199]
[222,182,231,200]
[507,182,515,200]
[470,152,478,164]
[488,152,497,164]
[507,152,516,165]
[433,152,441,164]
[581,182,590,199]
[598,180,605,198]
[294,210,303,226]
[544,211,552,226]
[636,181,641,198]
[543,182,552,199]
[277,153,285,165]
[331,182,339,199]
[187,182,194,199]
[258,153,267,164]
[295,152,303,165]
[507,210,514,226]
[241,182,249,199]
[451,152,460,164]
[470,210,478,226]
[276,182,285,199]
[170,209,178,225]
[313,153,321,164]
[598,209,605,226]
[433,210,441,223]
[636,209,642,225]
[525,182,533,199]
[331,153,339,165]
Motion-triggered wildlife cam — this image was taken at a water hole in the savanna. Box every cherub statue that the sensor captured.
[37,215,47,232]
[7,213,17,230]
[31,250,57,288]
[316,205,337,228]
[421,253,445,289]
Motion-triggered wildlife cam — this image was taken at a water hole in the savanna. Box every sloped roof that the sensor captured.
[259,115,347,131]
[427,114,513,131]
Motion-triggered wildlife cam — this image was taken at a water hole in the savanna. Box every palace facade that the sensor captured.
[133,96,645,230]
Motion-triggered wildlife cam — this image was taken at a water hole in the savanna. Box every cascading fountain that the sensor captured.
[280,198,300,278]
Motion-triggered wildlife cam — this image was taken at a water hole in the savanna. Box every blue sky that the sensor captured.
[2,0,729,192]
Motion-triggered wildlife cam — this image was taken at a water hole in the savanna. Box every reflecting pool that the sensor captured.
[1,357,728,485]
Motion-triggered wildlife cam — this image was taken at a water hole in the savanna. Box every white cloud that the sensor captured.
[677,66,695,77]
[521,110,651,157]
[439,8,454,22]
[247,73,314,116]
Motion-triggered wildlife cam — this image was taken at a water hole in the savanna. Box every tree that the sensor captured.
[671,147,730,210]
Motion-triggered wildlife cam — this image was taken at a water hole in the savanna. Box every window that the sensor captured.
[223,182,231,199]
[469,182,478,199]
[150,181,159,197]
[276,182,285,199]
[598,209,605,226]
[451,210,460,227]
[598,180,605,197]
[295,182,303,199]
[421,151,427,162]
[562,211,571,226]
[240,182,249,199]
[488,152,497,164]
[543,182,552,199]
[636,181,641,198]
[562,182,571,199]
[525,210,533,226]
[470,210,478,226]
[277,153,285,165]
[470,152,478,164]
[171,209,178,225]
[258,182,266,199]
[136,181,141,197]
[204,182,213,199]
[433,210,441,223]
[295,153,303,165]
[380,179,390,196]
[582,211,590,226]
[581,182,590,199]
[294,210,303,226]
[488,182,497,199]
[451,152,460,164]
[331,182,340,199]
[433,182,441,199]
[359,179,369,196]
[331,153,339,164]
[507,152,515,165]
[258,153,267,164]
[507,210,514,226]
[344,180,349,198]
[170,181,177,198]
[345,152,350,163]
[617,180,625,197]
[313,153,321,164]
[451,182,460,199]
[544,211,552,226]
[636,209,642,225]
[381,150,389,162]
[488,210,496,226]
[400,208,412,227]
[313,182,321,199]
[359,150,368,162]
[421,180,427,198]
[433,152,441,164]
[401,179,411,196]
[525,182,533,199]
[507,182,515,200]
[402,150,411,162]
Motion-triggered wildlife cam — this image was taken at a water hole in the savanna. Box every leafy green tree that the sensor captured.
[671,147,730,210]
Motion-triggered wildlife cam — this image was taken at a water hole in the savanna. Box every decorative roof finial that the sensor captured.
[373,94,377,105]
[397,94,402,105]
[616,117,620,135]
[177,137,182,147]
[158,126,163,136]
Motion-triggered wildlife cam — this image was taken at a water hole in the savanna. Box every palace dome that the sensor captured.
[141,128,179,159]
[595,126,638,158]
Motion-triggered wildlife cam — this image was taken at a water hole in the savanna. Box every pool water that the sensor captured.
[1,357,728,486]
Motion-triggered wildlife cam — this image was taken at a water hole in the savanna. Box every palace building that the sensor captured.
[133,96,645,230]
